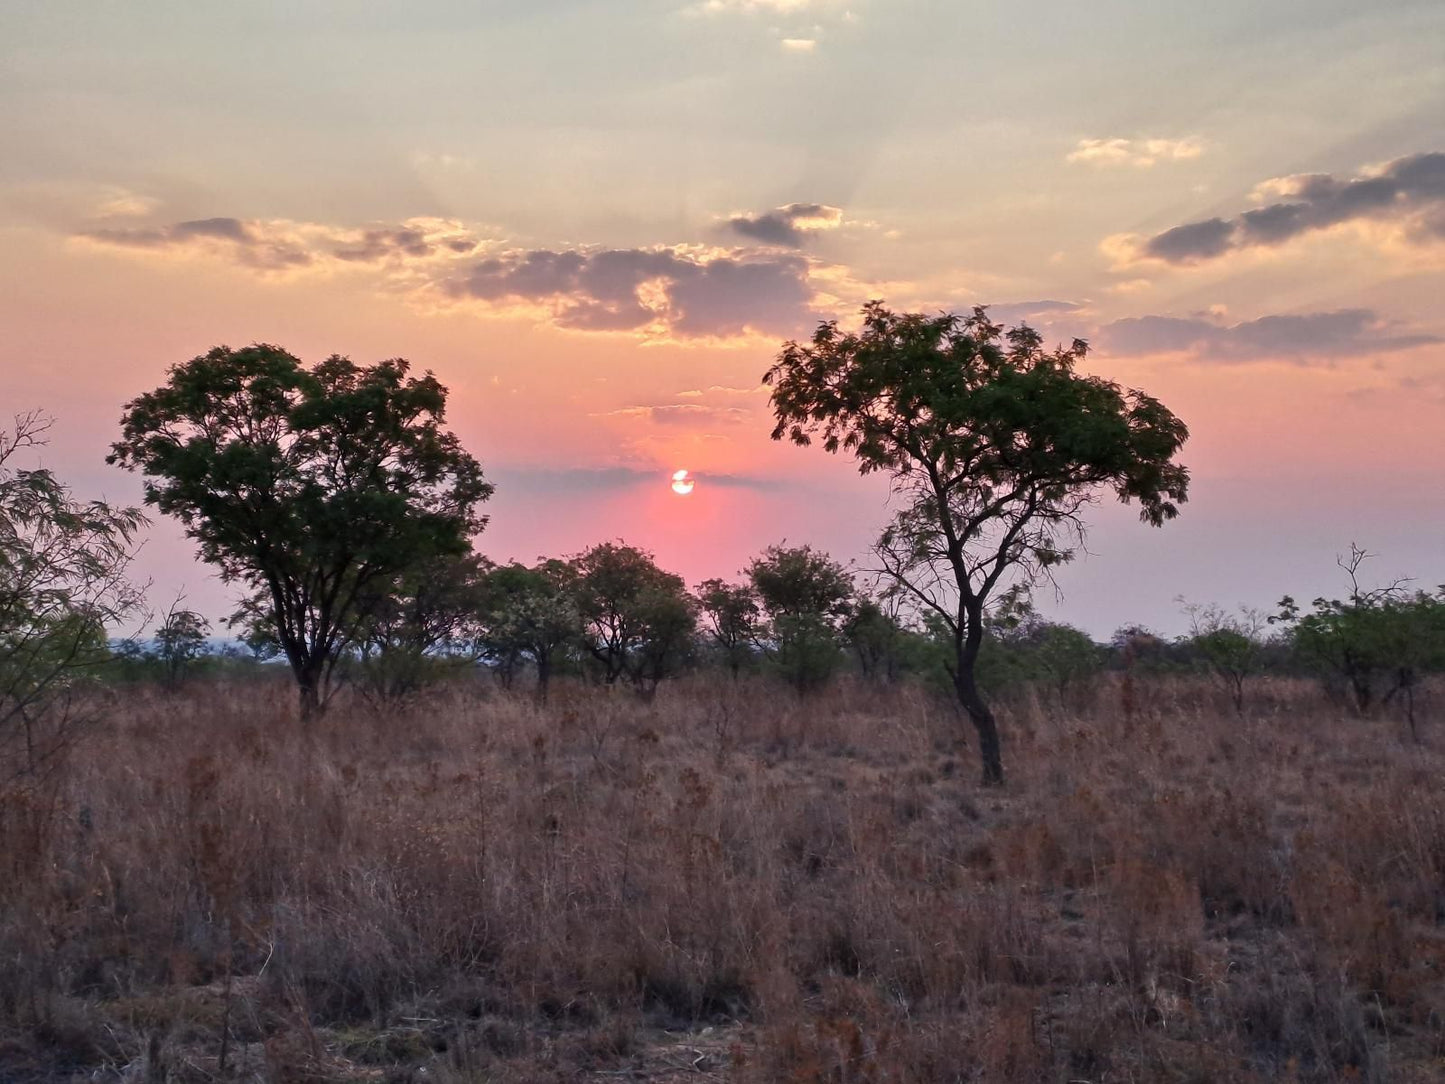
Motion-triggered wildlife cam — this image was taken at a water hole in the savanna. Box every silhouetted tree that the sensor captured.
[1275,546,1445,735]
[572,542,695,694]
[2,412,145,780]
[478,559,580,700]
[153,597,212,691]
[696,578,761,678]
[354,552,489,705]
[1179,600,1268,715]
[109,346,491,720]
[748,543,855,693]
[765,303,1189,783]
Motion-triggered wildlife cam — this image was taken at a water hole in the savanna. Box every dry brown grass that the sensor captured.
[1,672,1442,1082]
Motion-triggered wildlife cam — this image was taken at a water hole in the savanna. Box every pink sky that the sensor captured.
[2,1,1442,637]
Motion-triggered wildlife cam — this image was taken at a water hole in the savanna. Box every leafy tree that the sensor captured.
[2,412,145,780]
[695,578,761,678]
[747,543,855,693]
[354,552,488,705]
[843,594,910,684]
[478,559,581,700]
[765,303,1189,783]
[109,345,492,720]
[153,597,213,691]
[1179,600,1267,715]
[1275,546,1445,733]
[572,542,695,693]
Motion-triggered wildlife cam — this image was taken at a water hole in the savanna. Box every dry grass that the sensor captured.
[1,672,1442,1082]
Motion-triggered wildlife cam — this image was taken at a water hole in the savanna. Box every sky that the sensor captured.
[2,0,1442,638]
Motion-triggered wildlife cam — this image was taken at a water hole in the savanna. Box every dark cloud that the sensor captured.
[446,247,818,338]
[332,227,435,262]
[1138,151,1445,264]
[80,217,313,269]
[725,202,843,248]
[1097,308,1441,362]
[1143,218,1234,262]
[77,215,828,340]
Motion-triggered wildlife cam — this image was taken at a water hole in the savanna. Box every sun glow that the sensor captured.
[670,469,695,495]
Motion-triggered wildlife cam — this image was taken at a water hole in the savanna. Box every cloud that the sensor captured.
[1096,308,1441,362]
[1067,137,1205,168]
[1123,151,1445,265]
[725,202,843,247]
[597,403,752,426]
[983,299,1084,325]
[77,215,483,272]
[492,463,781,493]
[75,214,834,341]
[445,246,819,338]
[780,37,817,52]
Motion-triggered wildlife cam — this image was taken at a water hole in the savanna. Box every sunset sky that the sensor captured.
[3,0,1442,637]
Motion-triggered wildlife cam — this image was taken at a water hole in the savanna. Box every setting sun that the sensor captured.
[670,469,695,496]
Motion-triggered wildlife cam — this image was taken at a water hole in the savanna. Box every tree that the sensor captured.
[571,542,695,694]
[765,304,1189,783]
[153,597,213,691]
[353,552,488,705]
[2,412,145,780]
[477,559,581,701]
[747,543,855,693]
[109,345,491,720]
[1275,545,1445,734]
[1179,600,1267,715]
[843,594,909,684]
[696,578,761,678]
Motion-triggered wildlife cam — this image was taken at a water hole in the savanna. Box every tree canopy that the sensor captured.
[765,303,1190,782]
[108,345,491,718]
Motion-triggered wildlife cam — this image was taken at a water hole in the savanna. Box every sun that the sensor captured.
[670,468,695,496]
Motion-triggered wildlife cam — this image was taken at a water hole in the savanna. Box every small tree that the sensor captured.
[748,543,855,693]
[478,559,581,700]
[2,412,145,780]
[572,542,695,693]
[765,304,1189,783]
[1179,600,1267,715]
[153,597,213,691]
[109,345,492,720]
[696,578,761,678]
[353,552,488,704]
[843,594,910,684]
[1276,545,1445,733]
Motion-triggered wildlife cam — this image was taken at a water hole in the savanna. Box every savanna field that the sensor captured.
[4,670,1443,1083]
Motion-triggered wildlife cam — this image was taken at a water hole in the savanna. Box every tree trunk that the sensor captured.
[297,671,323,722]
[955,604,1003,785]
[536,653,551,704]
[954,666,1004,785]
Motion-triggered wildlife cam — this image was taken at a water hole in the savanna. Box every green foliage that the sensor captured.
[354,553,489,705]
[572,542,696,694]
[152,600,212,691]
[843,595,910,683]
[747,543,854,693]
[695,578,761,678]
[1274,546,1445,727]
[1,412,145,779]
[478,559,581,699]
[764,304,1189,782]
[108,345,491,718]
[1178,601,1268,714]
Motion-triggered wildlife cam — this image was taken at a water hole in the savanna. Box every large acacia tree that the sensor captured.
[765,304,1189,783]
[109,345,492,719]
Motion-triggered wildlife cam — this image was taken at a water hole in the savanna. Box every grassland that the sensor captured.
[1,673,1442,1082]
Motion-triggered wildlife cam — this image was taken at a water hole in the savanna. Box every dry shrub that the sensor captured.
[0,672,1439,1081]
